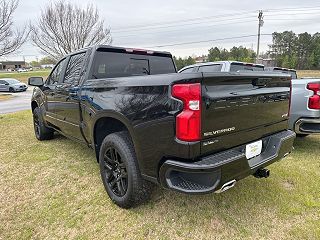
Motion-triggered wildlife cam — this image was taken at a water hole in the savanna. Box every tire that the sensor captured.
[33,107,54,140]
[99,131,153,208]
[9,87,15,93]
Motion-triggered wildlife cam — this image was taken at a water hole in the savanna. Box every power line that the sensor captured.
[114,20,255,39]
[265,5,320,12]
[146,34,272,48]
[112,15,257,33]
[111,5,320,33]
[112,11,257,32]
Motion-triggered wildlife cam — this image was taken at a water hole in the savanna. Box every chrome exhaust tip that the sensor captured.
[215,179,236,194]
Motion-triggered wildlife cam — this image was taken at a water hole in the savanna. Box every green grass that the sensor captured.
[0,70,50,84]
[0,111,319,239]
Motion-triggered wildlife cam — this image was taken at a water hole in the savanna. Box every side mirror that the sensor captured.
[28,77,44,87]
[4,83,9,85]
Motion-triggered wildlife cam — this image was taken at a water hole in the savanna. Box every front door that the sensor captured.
[54,52,87,141]
[42,58,68,127]
[0,80,9,91]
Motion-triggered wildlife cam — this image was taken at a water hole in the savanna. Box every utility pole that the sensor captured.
[256,10,264,63]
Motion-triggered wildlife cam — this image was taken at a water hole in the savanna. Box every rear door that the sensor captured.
[54,52,87,140]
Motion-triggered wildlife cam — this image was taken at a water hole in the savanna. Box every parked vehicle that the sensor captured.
[0,78,28,92]
[265,68,320,136]
[182,61,320,136]
[29,45,295,208]
[265,67,297,79]
[17,68,28,73]
[178,61,264,73]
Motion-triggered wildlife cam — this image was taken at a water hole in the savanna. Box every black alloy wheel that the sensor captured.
[102,147,128,197]
[33,111,41,139]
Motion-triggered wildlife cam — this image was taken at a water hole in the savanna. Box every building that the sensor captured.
[256,58,276,67]
[0,61,26,71]
[194,56,207,63]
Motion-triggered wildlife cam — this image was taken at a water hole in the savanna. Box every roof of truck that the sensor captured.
[67,45,172,57]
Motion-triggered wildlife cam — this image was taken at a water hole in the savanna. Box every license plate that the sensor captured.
[245,140,262,159]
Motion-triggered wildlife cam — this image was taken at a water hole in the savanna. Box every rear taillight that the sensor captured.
[172,83,201,141]
[307,83,320,110]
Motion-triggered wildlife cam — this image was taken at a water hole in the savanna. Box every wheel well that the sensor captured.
[31,101,38,112]
[94,117,129,161]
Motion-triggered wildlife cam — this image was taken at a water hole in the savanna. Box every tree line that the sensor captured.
[174,46,256,70]
[268,31,320,70]
[174,31,320,70]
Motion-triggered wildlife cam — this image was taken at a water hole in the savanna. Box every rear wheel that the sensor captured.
[99,131,153,208]
[33,107,54,140]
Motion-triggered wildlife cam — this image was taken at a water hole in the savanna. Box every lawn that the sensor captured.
[0,70,50,84]
[297,70,320,78]
[0,111,319,239]
[0,94,12,101]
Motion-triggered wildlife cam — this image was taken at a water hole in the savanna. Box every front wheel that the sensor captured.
[99,132,153,208]
[9,87,15,93]
[33,107,54,140]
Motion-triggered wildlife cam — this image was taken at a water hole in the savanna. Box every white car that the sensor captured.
[0,78,28,92]
[17,68,28,72]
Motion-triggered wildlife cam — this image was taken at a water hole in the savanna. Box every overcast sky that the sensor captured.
[4,0,320,61]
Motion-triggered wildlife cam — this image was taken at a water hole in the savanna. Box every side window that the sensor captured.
[64,52,86,84]
[47,58,67,85]
[180,67,194,73]
[0,80,6,84]
[199,64,222,72]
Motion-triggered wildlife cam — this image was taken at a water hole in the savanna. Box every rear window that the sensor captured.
[180,67,195,73]
[230,63,264,72]
[272,69,297,79]
[199,64,222,72]
[91,50,176,79]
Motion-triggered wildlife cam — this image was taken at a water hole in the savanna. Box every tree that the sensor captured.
[208,47,221,61]
[30,60,40,67]
[173,56,195,70]
[39,56,56,65]
[31,1,112,60]
[0,0,29,57]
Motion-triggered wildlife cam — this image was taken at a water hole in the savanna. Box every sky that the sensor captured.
[3,0,320,62]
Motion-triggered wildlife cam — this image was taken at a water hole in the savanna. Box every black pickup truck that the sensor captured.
[29,45,295,208]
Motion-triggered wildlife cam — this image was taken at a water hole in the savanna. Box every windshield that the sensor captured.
[230,63,264,72]
[91,50,176,79]
[5,79,20,84]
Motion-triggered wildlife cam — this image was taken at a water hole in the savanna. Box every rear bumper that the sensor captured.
[159,130,296,194]
[295,118,320,134]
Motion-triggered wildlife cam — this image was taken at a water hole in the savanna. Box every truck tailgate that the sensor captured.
[201,72,291,155]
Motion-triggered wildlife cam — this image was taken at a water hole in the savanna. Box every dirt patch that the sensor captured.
[0,94,13,101]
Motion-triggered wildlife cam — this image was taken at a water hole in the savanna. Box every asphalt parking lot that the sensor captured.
[0,87,34,114]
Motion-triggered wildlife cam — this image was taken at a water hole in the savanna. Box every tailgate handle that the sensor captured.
[253,78,271,87]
